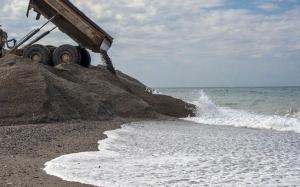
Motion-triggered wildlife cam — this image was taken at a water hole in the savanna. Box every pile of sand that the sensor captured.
[0,55,195,125]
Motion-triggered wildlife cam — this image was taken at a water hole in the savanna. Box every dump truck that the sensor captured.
[0,0,116,74]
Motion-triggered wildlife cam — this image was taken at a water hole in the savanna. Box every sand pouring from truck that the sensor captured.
[0,0,116,74]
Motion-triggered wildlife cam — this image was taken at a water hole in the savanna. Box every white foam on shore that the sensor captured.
[44,121,300,187]
[184,91,300,133]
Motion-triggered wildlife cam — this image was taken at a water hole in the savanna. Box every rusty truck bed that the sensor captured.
[27,0,113,52]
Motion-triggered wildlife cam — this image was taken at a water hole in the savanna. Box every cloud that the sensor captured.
[1,0,28,19]
[256,2,280,11]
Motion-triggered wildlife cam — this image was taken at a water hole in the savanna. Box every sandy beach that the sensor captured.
[0,119,133,187]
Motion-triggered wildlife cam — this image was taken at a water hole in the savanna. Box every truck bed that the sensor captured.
[27,0,113,52]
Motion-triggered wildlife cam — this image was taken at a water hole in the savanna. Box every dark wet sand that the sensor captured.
[0,118,134,187]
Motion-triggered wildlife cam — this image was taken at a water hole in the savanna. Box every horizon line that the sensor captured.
[153,86,300,89]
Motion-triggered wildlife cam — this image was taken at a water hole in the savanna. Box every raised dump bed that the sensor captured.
[27,0,114,53]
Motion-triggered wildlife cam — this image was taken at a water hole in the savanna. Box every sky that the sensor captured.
[1,0,300,87]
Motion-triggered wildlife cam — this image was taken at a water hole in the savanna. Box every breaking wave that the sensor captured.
[185,91,300,133]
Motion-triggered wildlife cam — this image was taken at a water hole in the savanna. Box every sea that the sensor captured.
[44,87,300,187]
[159,87,300,133]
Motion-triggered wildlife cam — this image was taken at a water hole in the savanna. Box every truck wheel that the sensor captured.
[78,48,91,68]
[52,44,81,65]
[23,44,52,65]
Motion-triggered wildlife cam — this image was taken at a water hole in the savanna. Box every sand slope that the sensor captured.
[0,55,195,125]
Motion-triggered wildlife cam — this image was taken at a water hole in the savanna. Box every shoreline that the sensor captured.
[0,118,136,187]
[43,121,300,186]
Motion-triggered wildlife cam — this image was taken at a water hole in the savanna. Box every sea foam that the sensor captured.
[44,121,300,186]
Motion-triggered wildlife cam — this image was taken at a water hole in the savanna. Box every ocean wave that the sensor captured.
[185,91,300,133]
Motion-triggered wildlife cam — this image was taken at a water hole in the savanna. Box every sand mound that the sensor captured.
[0,55,195,125]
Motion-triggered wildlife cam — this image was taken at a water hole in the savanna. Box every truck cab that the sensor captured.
[0,27,17,58]
[0,28,7,57]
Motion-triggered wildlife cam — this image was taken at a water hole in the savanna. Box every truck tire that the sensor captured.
[52,44,81,65]
[78,48,91,68]
[23,44,52,65]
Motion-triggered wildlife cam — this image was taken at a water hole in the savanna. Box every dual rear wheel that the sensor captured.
[23,44,91,67]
